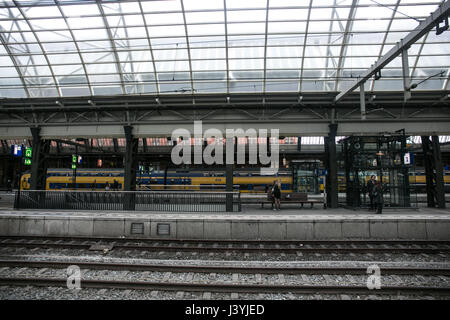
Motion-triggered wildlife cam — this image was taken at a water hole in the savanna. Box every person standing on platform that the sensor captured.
[267,184,274,208]
[6,179,12,193]
[373,181,384,214]
[272,179,281,211]
[367,175,376,211]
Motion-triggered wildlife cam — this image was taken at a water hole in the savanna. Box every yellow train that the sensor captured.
[19,168,294,193]
[19,168,450,193]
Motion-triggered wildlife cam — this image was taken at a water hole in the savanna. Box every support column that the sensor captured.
[325,123,338,208]
[360,83,366,120]
[402,49,412,102]
[422,136,435,207]
[226,163,234,212]
[124,126,138,210]
[30,127,50,190]
[432,136,446,208]
[421,136,446,208]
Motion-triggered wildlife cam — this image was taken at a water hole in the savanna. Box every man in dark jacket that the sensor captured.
[373,181,384,214]
[366,175,376,211]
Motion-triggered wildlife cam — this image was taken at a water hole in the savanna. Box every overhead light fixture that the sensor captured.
[376,151,384,156]
[155,97,161,104]
[374,70,381,81]
[436,16,449,35]
[55,101,63,107]
[407,71,445,91]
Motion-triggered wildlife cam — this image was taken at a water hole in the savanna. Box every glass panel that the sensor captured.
[267,46,302,58]
[268,22,306,33]
[266,80,298,92]
[229,81,263,92]
[53,64,84,75]
[187,24,225,36]
[82,52,116,63]
[159,82,192,94]
[194,81,227,93]
[266,58,301,69]
[183,0,223,10]
[102,2,141,14]
[185,11,224,24]
[141,0,181,12]
[229,47,265,59]
[73,29,108,41]
[269,9,309,21]
[229,59,264,70]
[191,59,226,71]
[86,63,118,74]
[25,6,62,18]
[67,17,104,29]
[144,13,184,25]
[31,18,67,30]
[148,25,186,37]
[228,23,265,35]
[61,4,101,17]
[60,87,90,96]
[48,54,81,64]
[226,0,267,9]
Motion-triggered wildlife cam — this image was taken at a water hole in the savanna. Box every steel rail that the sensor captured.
[1,236,449,245]
[0,240,449,254]
[0,277,449,295]
[1,259,449,276]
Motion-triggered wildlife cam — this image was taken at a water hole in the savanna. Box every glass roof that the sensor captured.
[0,0,448,98]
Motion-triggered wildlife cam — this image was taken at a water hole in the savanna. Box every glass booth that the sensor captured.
[291,160,320,194]
[339,135,416,208]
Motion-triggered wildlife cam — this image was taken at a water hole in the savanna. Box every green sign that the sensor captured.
[25,147,32,158]
[72,164,76,170]
[72,155,77,163]
[24,158,32,165]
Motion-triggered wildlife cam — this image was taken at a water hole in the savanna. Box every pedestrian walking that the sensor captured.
[373,181,384,214]
[272,180,281,211]
[367,175,376,211]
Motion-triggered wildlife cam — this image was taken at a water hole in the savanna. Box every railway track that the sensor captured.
[1,238,449,298]
[1,259,449,275]
[0,276,449,296]
[1,237,449,254]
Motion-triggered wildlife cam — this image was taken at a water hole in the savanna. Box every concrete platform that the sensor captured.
[0,206,449,240]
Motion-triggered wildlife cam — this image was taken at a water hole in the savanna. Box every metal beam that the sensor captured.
[325,123,338,208]
[334,1,450,103]
[432,135,446,208]
[30,127,50,190]
[123,125,138,210]
[2,118,450,139]
[360,83,366,120]
[402,49,412,102]
[226,164,234,212]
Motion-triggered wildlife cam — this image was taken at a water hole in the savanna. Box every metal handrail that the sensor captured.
[15,189,241,212]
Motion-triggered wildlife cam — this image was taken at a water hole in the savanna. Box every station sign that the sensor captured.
[72,164,77,170]
[404,152,413,165]
[11,144,23,157]
[24,158,32,165]
[72,154,77,163]
[25,147,32,158]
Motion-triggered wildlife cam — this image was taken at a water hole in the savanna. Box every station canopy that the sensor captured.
[0,0,449,99]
